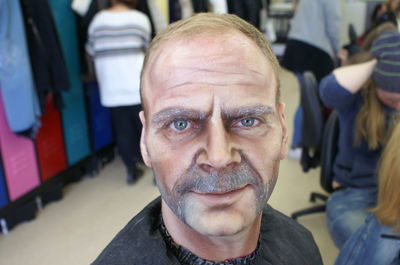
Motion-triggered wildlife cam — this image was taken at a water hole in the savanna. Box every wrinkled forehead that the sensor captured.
[141,31,278,110]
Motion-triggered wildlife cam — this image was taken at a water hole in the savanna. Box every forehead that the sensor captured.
[142,31,277,114]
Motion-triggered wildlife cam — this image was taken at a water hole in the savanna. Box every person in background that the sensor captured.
[86,0,151,184]
[281,0,341,82]
[280,0,341,159]
[338,21,398,67]
[334,120,400,265]
[91,13,323,265]
[319,30,400,248]
[356,0,400,47]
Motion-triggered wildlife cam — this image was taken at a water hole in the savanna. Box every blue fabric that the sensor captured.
[319,74,395,188]
[87,82,113,151]
[0,161,8,208]
[326,187,377,248]
[0,0,41,134]
[335,213,400,265]
[291,106,303,148]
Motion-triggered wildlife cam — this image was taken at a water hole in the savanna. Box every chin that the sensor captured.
[182,196,258,237]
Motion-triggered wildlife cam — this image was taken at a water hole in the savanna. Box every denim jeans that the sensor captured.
[335,213,400,265]
[291,106,303,148]
[326,187,377,248]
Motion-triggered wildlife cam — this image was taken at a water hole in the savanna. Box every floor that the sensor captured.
[0,69,339,265]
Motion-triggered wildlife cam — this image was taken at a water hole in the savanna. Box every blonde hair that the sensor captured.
[362,22,398,51]
[354,81,387,150]
[140,13,280,111]
[373,120,400,231]
[352,23,399,149]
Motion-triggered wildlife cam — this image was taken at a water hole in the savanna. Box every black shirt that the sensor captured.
[92,197,323,265]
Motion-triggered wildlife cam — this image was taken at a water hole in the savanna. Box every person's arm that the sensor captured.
[319,59,377,110]
[333,59,377,94]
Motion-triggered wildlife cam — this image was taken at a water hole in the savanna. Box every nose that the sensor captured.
[197,120,241,171]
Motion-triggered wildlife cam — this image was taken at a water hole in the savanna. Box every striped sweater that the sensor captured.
[87,10,151,107]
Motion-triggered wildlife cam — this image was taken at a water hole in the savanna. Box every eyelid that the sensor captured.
[169,119,192,131]
[232,116,263,128]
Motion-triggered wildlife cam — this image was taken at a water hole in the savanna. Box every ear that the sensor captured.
[277,102,289,160]
[139,111,152,167]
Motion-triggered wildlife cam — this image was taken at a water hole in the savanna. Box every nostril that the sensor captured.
[200,164,213,173]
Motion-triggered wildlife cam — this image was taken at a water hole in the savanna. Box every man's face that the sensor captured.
[140,32,288,237]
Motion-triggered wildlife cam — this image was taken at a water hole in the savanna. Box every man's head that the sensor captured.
[139,13,288,238]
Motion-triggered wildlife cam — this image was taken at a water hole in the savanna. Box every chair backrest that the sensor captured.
[298,71,324,150]
[297,71,324,171]
[320,111,340,193]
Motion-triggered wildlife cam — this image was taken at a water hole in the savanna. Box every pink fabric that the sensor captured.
[0,89,40,201]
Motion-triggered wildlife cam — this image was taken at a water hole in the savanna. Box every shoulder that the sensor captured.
[90,10,109,25]
[91,197,174,265]
[259,205,323,265]
[261,205,313,237]
[131,10,151,29]
[319,74,361,110]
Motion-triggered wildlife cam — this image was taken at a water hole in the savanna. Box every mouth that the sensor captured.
[189,185,250,204]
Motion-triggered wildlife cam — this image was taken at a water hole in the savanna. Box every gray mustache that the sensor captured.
[174,161,262,195]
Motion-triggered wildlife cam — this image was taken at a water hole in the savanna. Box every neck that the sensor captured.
[161,200,261,261]
[108,3,131,12]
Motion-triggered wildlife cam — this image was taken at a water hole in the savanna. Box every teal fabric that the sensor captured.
[0,0,41,134]
[48,0,90,165]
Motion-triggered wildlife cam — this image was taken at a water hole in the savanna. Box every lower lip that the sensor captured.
[190,185,249,202]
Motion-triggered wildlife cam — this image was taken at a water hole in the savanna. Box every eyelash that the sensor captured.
[233,117,260,128]
[166,117,262,133]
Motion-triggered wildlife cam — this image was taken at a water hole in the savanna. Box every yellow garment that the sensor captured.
[155,0,169,23]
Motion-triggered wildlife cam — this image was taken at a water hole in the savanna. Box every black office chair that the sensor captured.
[297,71,324,172]
[291,111,339,220]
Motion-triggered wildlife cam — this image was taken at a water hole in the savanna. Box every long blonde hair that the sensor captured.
[373,121,400,231]
[352,22,398,149]
[354,81,387,150]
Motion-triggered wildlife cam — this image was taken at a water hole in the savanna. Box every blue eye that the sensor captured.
[240,118,256,127]
[173,120,189,131]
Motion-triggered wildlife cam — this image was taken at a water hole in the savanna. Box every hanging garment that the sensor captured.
[48,0,90,165]
[0,0,41,136]
[154,0,169,22]
[137,0,156,39]
[191,0,208,13]
[209,0,228,14]
[180,0,194,18]
[0,87,40,201]
[148,0,168,34]
[227,0,262,29]
[71,0,92,16]
[169,0,182,23]
[20,0,70,112]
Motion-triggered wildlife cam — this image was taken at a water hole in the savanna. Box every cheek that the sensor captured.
[146,134,199,185]
[237,133,283,177]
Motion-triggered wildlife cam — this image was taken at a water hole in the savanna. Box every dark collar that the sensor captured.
[159,216,259,265]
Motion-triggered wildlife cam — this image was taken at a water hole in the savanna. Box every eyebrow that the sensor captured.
[152,106,274,127]
[222,106,275,120]
[152,108,208,128]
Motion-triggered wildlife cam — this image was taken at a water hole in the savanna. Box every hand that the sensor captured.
[337,49,349,66]
[332,181,342,189]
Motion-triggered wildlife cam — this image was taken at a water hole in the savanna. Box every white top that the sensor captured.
[87,10,151,107]
[288,0,341,58]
